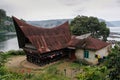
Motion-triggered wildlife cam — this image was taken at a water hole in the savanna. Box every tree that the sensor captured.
[70,15,110,41]
[105,45,120,80]
[76,66,107,80]
[0,9,15,32]
[0,9,6,24]
[0,9,6,19]
[0,53,7,66]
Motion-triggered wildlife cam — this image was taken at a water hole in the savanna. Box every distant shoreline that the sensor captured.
[110,32,120,35]
[0,31,8,34]
[3,32,16,36]
[0,32,16,35]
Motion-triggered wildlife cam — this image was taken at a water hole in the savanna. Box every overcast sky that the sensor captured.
[0,0,120,21]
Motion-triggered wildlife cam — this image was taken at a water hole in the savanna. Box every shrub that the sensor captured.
[76,66,107,80]
[0,53,7,66]
[6,50,25,55]
[0,67,8,76]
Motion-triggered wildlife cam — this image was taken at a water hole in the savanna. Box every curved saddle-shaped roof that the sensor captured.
[12,16,71,53]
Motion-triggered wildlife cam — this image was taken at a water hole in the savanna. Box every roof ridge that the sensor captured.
[12,16,69,30]
[12,16,71,54]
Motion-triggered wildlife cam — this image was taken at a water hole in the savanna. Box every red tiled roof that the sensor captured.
[69,37,110,50]
[12,16,71,53]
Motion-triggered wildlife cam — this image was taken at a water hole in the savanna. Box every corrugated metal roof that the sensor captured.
[82,37,110,50]
[12,16,109,52]
[69,36,110,50]
[12,16,71,53]
[68,36,81,47]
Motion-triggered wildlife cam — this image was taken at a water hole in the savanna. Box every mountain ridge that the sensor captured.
[27,19,120,28]
[107,21,120,27]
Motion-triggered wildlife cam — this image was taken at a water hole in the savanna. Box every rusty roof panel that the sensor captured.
[12,16,71,53]
[83,37,110,50]
[12,16,109,52]
[69,36,110,50]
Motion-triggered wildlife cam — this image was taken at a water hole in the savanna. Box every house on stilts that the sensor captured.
[12,16,111,65]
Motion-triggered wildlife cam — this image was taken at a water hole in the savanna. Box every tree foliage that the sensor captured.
[76,66,107,80]
[0,51,31,80]
[0,53,7,66]
[0,9,15,32]
[70,15,110,41]
[105,45,120,80]
[0,9,6,19]
[0,48,120,80]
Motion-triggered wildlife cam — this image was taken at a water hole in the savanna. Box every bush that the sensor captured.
[6,50,25,55]
[0,67,32,80]
[100,46,120,80]
[0,72,24,80]
[30,65,70,80]
[24,73,34,79]
[0,53,7,66]
[47,66,58,74]
[31,73,70,80]
[0,67,8,76]
[76,66,107,80]
[0,50,25,67]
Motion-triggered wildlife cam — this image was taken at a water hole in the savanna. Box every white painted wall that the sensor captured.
[75,49,98,64]
[75,45,110,64]
[95,45,110,58]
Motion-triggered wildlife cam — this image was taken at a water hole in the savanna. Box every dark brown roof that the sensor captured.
[12,16,71,53]
[69,36,110,50]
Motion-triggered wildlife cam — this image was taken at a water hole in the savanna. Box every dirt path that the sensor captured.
[5,55,43,73]
[5,56,65,73]
[5,56,80,80]
[6,55,26,68]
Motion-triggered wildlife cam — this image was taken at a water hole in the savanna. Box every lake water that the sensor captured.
[109,27,120,33]
[108,27,120,41]
[0,27,120,52]
[0,32,19,52]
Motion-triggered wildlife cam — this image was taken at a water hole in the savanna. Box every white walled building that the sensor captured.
[69,36,111,64]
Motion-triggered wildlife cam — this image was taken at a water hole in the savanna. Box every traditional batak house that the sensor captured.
[12,16,111,65]
[12,16,71,66]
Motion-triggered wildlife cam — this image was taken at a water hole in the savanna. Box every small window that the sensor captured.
[84,50,89,58]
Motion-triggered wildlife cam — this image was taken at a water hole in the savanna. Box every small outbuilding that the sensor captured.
[68,36,111,64]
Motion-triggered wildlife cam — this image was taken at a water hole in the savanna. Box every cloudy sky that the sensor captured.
[0,0,120,21]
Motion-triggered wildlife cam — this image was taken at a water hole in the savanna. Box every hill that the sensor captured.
[0,9,15,32]
[106,22,115,27]
[107,21,120,27]
[27,19,72,28]
[27,19,120,28]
